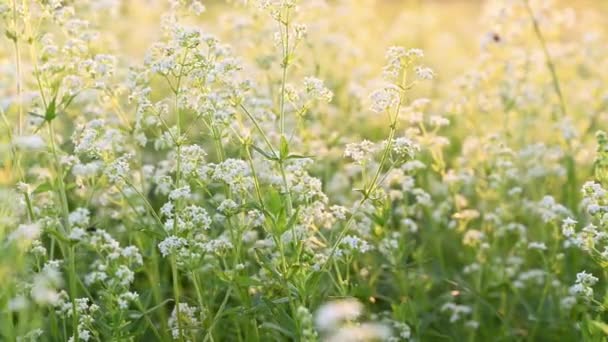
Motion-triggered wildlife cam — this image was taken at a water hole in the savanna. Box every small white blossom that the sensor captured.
[315,298,363,331]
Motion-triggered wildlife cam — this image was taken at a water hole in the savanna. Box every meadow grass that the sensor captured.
[1,0,608,341]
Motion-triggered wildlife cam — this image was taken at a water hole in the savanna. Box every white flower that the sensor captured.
[69,228,87,241]
[465,320,480,330]
[415,66,434,80]
[369,86,399,113]
[294,24,307,40]
[327,323,392,342]
[315,298,363,331]
[158,236,187,257]
[406,48,424,58]
[68,208,91,228]
[441,302,472,323]
[8,296,28,312]
[247,210,265,227]
[122,246,143,265]
[16,182,31,194]
[105,154,132,185]
[341,235,372,253]
[169,185,191,201]
[9,223,41,243]
[212,159,253,192]
[569,271,598,299]
[575,271,598,286]
[382,46,425,82]
[303,76,333,102]
[560,296,577,310]
[115,265,135,286]
[13,135,45,150]
[31,261,63,305]
[182,205,212,230]
[160,201,175,218]
[391,137,419,160]
[169,303,201,339]
[429,115,450,127]
[217,199,239,214]
[117,291,138,309]
[344,140,376,164]
[330,205,349,220]
[562,217,577,226]
[190,0,206,15]
[72,161,102,177]
[528,242,547,251]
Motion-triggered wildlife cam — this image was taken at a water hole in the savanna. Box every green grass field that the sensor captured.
[1,0,608,341]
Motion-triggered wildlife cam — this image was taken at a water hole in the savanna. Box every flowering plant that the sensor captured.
[1,0,608,341]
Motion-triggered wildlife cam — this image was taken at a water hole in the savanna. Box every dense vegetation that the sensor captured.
[1,0,608,341]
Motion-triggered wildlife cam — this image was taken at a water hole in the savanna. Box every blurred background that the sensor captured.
[106,0,607,83]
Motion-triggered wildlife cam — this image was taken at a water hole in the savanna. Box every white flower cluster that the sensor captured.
[169,302,201,340]
[569,271,598,299]
[3,0,608,340]
[314,298,392,341]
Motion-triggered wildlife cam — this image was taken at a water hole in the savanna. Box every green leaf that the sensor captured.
[271,297,291,305]
[44,96,57,122]
[286,154,313,160]
[590,321,608,335]
[251,144,277,161]
[259,322,294,338]
[33,181,53,194]
[45,227,70,244]
[4,29,17,42]
[130,299,173,319]
[265,188,283,216]
[283,207,300,234]
[279,135,289,160]
[27,111,44,118]
[259,297,296,337]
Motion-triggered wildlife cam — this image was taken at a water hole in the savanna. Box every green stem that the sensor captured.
[171,258,184,341]
[239,105,277,157]
[203,288,233,342]
[523,0,567,119]
[11,0,23,135]
[318,71,408,277]
[278,11,290,136]
[191,271,207,322]
[172,85,185,341]
[48,121,79,341]
[245,144,265,210]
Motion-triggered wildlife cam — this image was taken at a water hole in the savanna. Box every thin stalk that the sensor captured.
[274,231,301,337]
[239,104,277,156]
[22,0,48,108]
[278,11,290,136]
[523,0,566,119]
[278,161,293,216]
[314,198,365,276]
[319,71,407,275]
[245,144,265,210]
[523,0,577,210]
[48,126,69,223]
[275,10,294,217]
[191,272,207,323]
[11,0,23,135]
[203,288,233,342]
[172,84,185,341]
[171,258,184,341]
[47,122,79,341]
[122,178,164,228]
[239,104,293,215]
[68,246,79,339]
[0,107,33,220]
[134,235,169,339]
